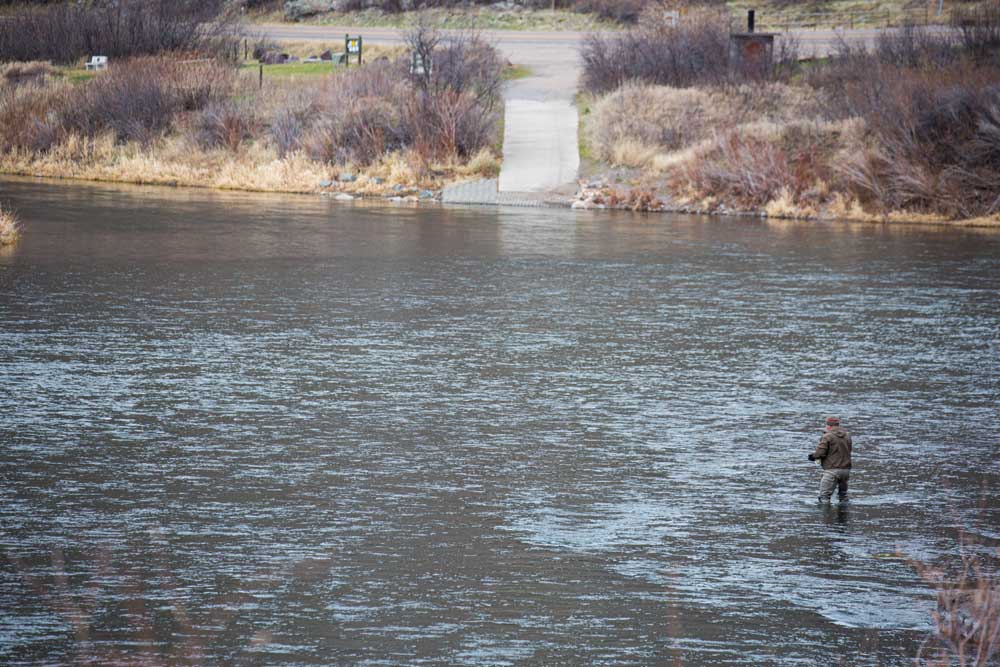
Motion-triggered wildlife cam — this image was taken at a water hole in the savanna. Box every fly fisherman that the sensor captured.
[808,416,853,503]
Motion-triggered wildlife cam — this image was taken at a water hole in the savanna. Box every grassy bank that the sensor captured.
[0,31,505,199]
[576,11,1000,225]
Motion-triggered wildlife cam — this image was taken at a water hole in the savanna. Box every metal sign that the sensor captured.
[344,34,363,66]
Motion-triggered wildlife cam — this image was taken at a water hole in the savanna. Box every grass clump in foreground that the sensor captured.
[0,206,20,246]
[908,538,1000,667]
[580,7,1000,224]
[0,28,504,196]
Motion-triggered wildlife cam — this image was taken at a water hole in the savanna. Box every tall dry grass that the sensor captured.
[0,205,21,246]
[909,543,1000,667]
[587,82,827,167]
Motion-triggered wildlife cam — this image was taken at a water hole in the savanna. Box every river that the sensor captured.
[1,177,998,666]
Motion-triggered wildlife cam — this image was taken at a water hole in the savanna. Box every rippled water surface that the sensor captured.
[1,177,998,666]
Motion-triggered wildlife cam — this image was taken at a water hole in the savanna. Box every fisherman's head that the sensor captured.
[826,416,841,429]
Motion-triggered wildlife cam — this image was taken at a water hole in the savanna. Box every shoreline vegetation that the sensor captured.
[572,7,1000,226]
[0,204,20,246]
[0,1,505,202]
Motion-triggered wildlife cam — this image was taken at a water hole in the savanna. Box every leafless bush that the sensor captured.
[306,96,406,165]
[838,69,1000,218]
[674,123,835,208]
[872,24,958,68]
[61,58,236,146]
[270,109,307,158]
[953,5,1000,61]
[192,102,258,152]
[580,13,734,93]
[909,542,1000,667]
[0,0,243,64]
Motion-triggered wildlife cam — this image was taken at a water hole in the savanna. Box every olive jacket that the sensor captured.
[813,427,853,470]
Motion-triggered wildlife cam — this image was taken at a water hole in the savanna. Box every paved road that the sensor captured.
[259,23,907,197]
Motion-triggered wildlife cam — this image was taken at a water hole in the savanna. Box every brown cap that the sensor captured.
[826,416,841,426]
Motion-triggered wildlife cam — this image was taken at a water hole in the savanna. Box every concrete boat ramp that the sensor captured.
[444,33,582,207]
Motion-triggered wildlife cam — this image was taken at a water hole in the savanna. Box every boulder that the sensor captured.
[284,0,336,21]
[339,172,357,183]
[319,49,333,61]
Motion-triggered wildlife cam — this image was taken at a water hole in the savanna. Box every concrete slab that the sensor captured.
[441,178,498,205]
[498,99,579,193]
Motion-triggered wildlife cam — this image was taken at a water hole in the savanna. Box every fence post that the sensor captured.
[259,62,263,89]
[345,33,350,67]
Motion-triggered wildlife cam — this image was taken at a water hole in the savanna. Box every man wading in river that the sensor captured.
[808,417,853,503]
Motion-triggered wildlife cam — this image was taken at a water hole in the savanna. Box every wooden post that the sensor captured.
[244,38,248,61]
[359,35,363,64]
[258,62,263,88]
[345,33,350,67]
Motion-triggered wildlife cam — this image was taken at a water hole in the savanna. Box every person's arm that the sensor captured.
[809,434,829,461]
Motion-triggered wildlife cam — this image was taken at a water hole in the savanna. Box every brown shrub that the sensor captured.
[672,122,839,209]
[0,0,242,64]
[838,68,1000,218]
[192,101,259,152]
[909,543,1000,667]
[60,57,236,146]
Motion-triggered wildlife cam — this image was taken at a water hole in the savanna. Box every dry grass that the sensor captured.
[908,543,1000,667]
[0,205,21,246]
[588,83,828,169]
[1,61,54,81]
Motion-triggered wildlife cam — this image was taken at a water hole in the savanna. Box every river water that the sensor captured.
[1,177,998,666]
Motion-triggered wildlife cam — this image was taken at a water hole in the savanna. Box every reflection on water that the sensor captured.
[1,177,998,666]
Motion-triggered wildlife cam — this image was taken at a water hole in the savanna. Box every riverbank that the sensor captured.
[0,30,507,202]
[573,11,1000,227]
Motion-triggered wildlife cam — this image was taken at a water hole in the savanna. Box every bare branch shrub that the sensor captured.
[270,110,307,159]
[836,69,1000,218]
[192,102,259,152]
[953,4,1000,62]
[0,0,244,64]
[61,58,236,146]
[672,123,837,209]
[580,12,734,93]
[909,543,1000,667]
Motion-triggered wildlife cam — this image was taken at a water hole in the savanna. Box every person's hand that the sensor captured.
[807,453,816,461]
